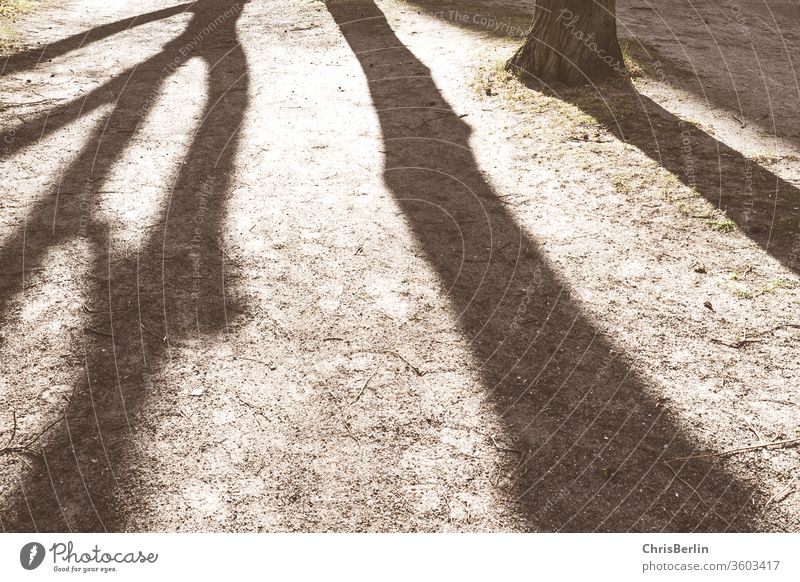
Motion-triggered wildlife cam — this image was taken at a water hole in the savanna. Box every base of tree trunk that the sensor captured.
[506,0,626,86]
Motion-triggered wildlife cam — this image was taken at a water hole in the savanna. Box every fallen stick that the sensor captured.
[20,385,77,449]
[377,350,424,376]
[0,446,39,458]
[765,473,798,508]
[711,322,800,349]
[663,462,731,527]
[350,358,384,405]
[348,348,425,376]
[488,434,522,456]
[710,337,762,349]
[2,410,17,449]
[665,437,800,464]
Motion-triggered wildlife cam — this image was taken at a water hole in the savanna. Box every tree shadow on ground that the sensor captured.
[0,2,195,77]
[398,0,800,149]
[615,1,800,148]
[0,0,248,532]
[326,0,761,532]
[397,1,800,286]
[542,78,800,277]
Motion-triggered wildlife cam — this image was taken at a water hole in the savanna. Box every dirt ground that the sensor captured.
[0,0,798,532]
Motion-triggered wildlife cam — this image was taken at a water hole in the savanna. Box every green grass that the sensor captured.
[757,278,793,295]
[729,277,794,300]
[709,217,736,233]
[620,39,650,79]
[0,0,33,18]
[0,0,35,53]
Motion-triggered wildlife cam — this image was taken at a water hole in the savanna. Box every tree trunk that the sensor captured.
[506,0,625,86]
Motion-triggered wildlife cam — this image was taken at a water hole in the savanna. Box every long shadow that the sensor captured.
[395,1,800,275]
[326,0,761,532]
[0,4,201,162]
[1,2,194,77]
[0,0,248,532]
[615,1,800,147]
[552,82,800,276]
[397,0,800,149]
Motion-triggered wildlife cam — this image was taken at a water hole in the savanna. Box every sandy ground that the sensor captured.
[0,0,798,532]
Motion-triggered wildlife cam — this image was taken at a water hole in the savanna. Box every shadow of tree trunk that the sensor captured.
[326,0,758,532]
[551,80,800,276]
[0,0,248,532]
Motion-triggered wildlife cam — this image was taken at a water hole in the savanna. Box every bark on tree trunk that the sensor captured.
[506,0,625,86]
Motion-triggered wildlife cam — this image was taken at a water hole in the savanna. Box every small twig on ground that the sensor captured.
[253,457,266,476]
[0,446,38,458]
[343,421,359,443]
[712,322,800,349]
[379,350,424,376]
[138,321,160,339]
[236,393,269,423]
[710,337,762,349]
[179,407,194,423]
[231,354,270,366]
[350,358,384,405]
[765,473,798,508]
[743,419,763,442]
[665,437,800,464]
[507,449,531,479]
[214,239,232,261]
[663,462,731,527]
[14,452,33,468]
[2,410,17,449]
[30,91,67,102]
[17,385,78,451]
[84,326,113,338]
[488,434,522,455]
[348,349,425,376]
[0,99,58,109]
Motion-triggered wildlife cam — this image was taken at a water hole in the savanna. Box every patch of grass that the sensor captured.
[0,0,33,18]
[727,276,794,300]
[751,152,779,165]
[756,277,793,295]
[474,59,581,126]
[613,177,630,194]
[709,217,736,233]
[619,38,699,85]
[0,0,35,53]
[620,39,651,79]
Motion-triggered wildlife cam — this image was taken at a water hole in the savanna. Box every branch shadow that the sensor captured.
[0,3,200,161]
[0,0,248,532]
[1,2,195,77]
[326,0,760,532]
